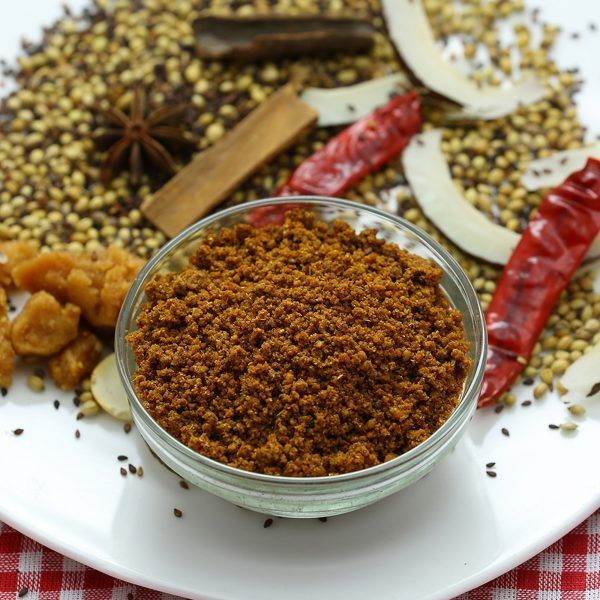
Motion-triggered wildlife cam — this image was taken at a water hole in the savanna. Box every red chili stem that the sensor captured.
[479,158,600,407]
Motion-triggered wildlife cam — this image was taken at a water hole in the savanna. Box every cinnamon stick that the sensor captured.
[141,85,318,238]
[194,15,375,61]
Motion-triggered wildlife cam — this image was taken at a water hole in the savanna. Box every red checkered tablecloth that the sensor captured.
[1,511,599,599]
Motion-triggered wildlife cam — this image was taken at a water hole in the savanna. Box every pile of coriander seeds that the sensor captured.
[0,0,598,401]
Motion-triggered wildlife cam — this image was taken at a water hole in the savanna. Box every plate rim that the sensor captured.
[1,472,598,600]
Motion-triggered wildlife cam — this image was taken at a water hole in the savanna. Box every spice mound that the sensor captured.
[128,210,471,477]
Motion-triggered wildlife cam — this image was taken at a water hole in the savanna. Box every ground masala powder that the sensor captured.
[128,210,471,477]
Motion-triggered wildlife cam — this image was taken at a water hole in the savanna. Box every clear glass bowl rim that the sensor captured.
[115,196,487,485]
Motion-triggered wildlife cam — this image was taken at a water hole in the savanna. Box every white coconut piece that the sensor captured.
[91,353,132,421]
[301,73,411,127]
[522,146,600,191]
[381,0,546,120]
[560,341,600,398]
[402,129,520,264]
[403,129,600,265]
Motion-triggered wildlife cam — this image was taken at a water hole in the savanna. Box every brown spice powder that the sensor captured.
[128,210,471,477]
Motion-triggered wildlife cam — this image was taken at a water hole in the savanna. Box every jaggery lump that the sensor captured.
[13,246,145,329]
[10,291,80,356]
[0,288,14,388]
[49,329,103,390]
[0,241,38,287]
[129,211,471,477]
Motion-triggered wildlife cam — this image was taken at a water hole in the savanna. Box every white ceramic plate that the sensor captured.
[2,1,600,599]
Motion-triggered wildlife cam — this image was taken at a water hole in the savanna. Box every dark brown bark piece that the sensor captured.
[194,15,375,61]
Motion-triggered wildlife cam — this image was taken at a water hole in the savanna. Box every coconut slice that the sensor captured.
[300,73,411,127]
[381,0,546,119]
[91,353,131,421]
[402,129,520,264]
[522,146,600,191]
[403,129,600,265]
[559,341,600,398]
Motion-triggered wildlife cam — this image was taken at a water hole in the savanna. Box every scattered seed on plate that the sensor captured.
[1,387,7,397]
[486,462,496,468]
[521,400,532,406]
[12,428,24,436]
[179,480,189,490]
[560,421,578,432]
[137,466,144,477]
[18,587,28,597]
[263,518,273,528]
[124,423,132,434]
[549,424,559,430]
[27,374,44,392]
[174,508,183,518]
[494,404,504,414]
[117,455,128,462]
[522,378,534,386]
[128,463,136,474]
[568,404,586,416]
[318,517,328,523]
[120,467,127,476]
[73,397,81,407]
[53,399,60,410]
[501,427,510,437]
[75,429,81,439]
[486,471,497,478]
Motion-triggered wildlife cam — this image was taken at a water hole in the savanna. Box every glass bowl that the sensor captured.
[115,197,487,518]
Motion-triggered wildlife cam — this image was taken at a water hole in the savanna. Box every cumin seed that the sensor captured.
[486,471,497,478]
[501,427,510,437]
[179,480,189,490]
[117,455,128,461]
[263,518,273,528]
[486,462,496,468]
[13,428,24,436]
[587,382,600,397]
[53,399,60,409]
[174,508,183,518]
[128,463,136,474]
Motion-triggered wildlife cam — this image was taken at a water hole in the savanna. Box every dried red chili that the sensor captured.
[479,158,600,407]
[278,90,422,197]
[248,90,422,227]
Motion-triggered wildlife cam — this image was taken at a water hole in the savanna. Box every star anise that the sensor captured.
[93,88,196,185]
